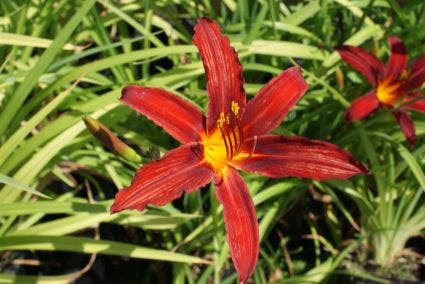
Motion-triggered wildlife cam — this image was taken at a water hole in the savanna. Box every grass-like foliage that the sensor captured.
[0,0,424,283]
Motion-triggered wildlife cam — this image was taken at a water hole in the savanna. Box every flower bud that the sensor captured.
[83,116,141,163]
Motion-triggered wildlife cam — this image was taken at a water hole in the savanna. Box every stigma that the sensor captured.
[202,101,244,171]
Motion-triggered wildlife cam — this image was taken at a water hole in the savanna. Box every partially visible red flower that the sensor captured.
[337,37,425,145]
[111,18,367,283]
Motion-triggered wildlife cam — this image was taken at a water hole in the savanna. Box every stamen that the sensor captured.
[211,104,245,163]
[228,113,239,154]
[217,112,226,128]
[400,69,409,80]
[222,123,234,158]
[235,115,244,152]
[231,101,240,116]
[218,125,230,159]
[248,135,257,158]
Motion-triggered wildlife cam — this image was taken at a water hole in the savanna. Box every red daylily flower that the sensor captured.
[111,18,367,283]
[337,36,425,145]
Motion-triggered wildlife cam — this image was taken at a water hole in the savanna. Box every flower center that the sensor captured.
[202,101,244,172]
[376,78,401,106]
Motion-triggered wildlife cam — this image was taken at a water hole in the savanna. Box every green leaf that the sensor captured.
[0,235,209,264]
[322,24,383,67]
[0,273,77,284]
[0,173,50,199]
[398,145,425,191]
[248,40,326,60]
[0,104,117,204]
[0,32,79,50]
[0,0,97,137]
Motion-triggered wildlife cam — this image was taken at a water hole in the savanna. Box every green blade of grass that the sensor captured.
[0,173,50,199]
[323,24,383,67]
[0,32,79,50]
[0,201,107,215]
[17,45,196,123]
[0,273,77,284]
[0,235,209,264]
[0,83,77,167]
[282,0,320,26]
[398,144,425,191]
[97,0,164,47]
[0,104,118,205]
[248,40,326,60]
[0,0,96,137]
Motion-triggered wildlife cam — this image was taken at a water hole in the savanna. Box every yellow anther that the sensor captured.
[231,101,240,116]
[217,112,226,128]
[400,69,409,80]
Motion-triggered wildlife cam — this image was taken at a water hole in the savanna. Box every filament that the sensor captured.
[248,136,257,158]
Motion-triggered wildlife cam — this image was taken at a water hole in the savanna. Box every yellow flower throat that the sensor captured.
[202,101,243,171]
[376,70,409,106]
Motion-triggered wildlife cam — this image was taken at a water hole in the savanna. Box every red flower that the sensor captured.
[111,18,367,283]
[337,37,425,145]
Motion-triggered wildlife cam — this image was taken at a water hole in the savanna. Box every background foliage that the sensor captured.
[0,0,424,283]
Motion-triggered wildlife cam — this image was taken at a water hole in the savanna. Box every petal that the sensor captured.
[405,54,425,90]
[404,99,425,112]
[402,93,425,112]
[345,91,380,121]
[386,36,408,80]
[110,143,213,213]
[214,167,258,283]
[192,17,246,129]
[337,45,385,86]
[121,85,204,144]
[241,66,308,137]
[393,110,416,145]
[231,135,368,180]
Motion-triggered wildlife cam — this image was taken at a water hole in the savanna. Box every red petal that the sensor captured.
[231,135,367,180]
[406,54,425,90]
[214,167,258,283]
[192,18,246,129]
[241,66,308,137]
[110,143,213,213]
[393,110,416,145]
[404,99,425,112]
[402,93,425,112]
[121,85,204,144]
[337,45,385,86]
[345,91,380,121]
[386,36,408,80]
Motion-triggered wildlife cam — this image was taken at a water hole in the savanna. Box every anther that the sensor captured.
[231,101,240,116]
[400,69,409,80]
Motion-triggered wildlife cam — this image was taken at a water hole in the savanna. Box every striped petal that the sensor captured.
[406,54,425,90]
[404,99,425,112]
[402,93,425,112]
[231,135,367,180]
[110,143,213,213]
[393,110,416,145]
[337,45,385,86]
[121,85,204,144]
[386,36,408,80]
[192,17,246,130]
[241,66,308,137]
[214,167,258,283]
[345,91,380,121]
